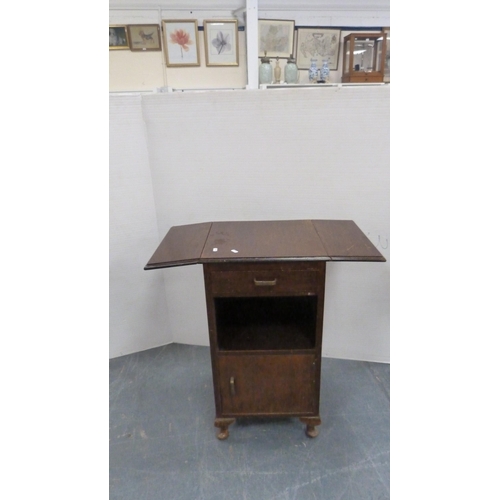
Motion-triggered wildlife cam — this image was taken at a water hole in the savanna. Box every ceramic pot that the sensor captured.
[259,54,273,85]
[308,59,318,82]
[284,55,299,84]
[320,60,330,82]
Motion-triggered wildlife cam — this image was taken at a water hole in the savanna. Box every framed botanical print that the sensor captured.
[162,19,200,67]
[109,25,129,50]
[258,19,295,58]
[296,28,341,70]
[203,20,239,66]
[127,24,161,51]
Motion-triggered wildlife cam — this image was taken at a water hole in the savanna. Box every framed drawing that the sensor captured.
[296,28,341,70]
[203,20,239,66]
[258,19,295,58]
[127,24,161,51]
[109,25,129,50]
[162,19,200,67]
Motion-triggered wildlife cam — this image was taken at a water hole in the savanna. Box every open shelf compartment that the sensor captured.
[214,296,318,351]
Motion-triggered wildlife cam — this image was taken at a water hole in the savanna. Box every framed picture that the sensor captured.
[109,25,129,50]
[203,20,239,66]
[162,19,200,67]
[383,27,390,82]
[295,28,341,70]
[258,19,295,58]
[127,24,161,51]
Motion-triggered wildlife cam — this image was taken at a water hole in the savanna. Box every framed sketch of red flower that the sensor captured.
[203,20,239,67]
[162,19,200,67]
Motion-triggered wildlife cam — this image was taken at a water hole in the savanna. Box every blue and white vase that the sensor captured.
[320,59,330,82]
[308,59,318,83]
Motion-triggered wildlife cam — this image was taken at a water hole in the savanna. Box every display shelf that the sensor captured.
[260,82,386,89]
[214,296,318,351]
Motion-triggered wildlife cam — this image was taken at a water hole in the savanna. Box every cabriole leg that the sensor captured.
[214,418,235,440]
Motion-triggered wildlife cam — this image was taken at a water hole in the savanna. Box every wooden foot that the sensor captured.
[214,418,235,440]
[299,416,321,438]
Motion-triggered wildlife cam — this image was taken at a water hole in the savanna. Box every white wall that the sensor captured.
[109,95,172,357]
[137,85,389,362]
[109,0,389,361]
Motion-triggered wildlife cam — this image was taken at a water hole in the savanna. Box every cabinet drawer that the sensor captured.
[218,354,318,416]
[207,263,323,296]
[342,74,383,83]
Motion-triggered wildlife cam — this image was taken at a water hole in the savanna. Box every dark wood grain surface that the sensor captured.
[217,354,317,416]
[144,222,212,269]
[145,219,386,268]
[201,220,328,261]
[312,220,386,262]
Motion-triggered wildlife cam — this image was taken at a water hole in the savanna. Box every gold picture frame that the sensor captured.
[127,24,161,51]
[162,19,200,67]
[109,25,129,50]
[258,19,295,58]
[203,20,239,67]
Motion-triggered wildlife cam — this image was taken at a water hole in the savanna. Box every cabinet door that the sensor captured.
[218,354,318,416]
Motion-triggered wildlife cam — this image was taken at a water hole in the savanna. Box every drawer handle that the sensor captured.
[230,376,235,396]
[254,278,277,286]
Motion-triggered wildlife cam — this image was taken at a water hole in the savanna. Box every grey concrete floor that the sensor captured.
[110,343,389,500]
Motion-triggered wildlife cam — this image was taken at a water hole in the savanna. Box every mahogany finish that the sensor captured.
[313,220,385,261]
[204,261,325,438]
[217,354,317,415]
[201,220,327,261]
[145,222,211,269]
[144,219,386,269]
[144,220,385,439]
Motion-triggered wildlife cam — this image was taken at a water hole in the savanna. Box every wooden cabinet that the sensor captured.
[204,261,325,438]
[145,220,385,439]
[341,32,388,83]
